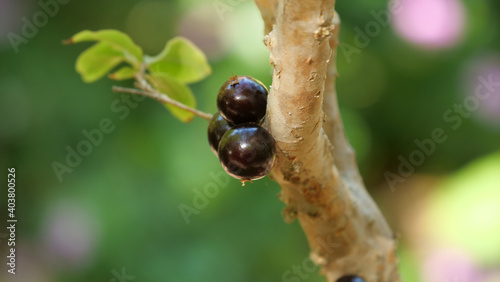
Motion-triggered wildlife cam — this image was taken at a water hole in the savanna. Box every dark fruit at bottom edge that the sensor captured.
[336,275,366,282]
[207,112,232,156]
[218,124,276,181]
[217,75,268,124]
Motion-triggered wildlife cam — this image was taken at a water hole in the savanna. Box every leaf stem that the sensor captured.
[112,86,213,121]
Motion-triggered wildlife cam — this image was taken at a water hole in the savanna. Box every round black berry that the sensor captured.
[218,124,276,181]
[207,112,232,156]
[217,75,268,124]
[336,275,366,282]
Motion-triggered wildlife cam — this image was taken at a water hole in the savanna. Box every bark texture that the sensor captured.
[254,1,401,281]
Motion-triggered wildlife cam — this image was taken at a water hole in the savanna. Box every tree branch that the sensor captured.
[255,1,400,281]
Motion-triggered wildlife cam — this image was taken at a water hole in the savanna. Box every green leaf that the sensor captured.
[67,30,143,65]
[109,66,136,81]
[146,73,196,122]
[76,42,124,83]
[147,37,211,84]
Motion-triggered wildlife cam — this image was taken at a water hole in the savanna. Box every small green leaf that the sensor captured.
[109,66,136,81]
[67,30,143,65]
[76,42,124,83]
[147,37,211,84]
[146,73,196,122]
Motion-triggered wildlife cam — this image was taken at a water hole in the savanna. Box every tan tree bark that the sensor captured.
[254,1,401,281]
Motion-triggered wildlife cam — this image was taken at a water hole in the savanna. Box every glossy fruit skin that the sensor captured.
[207,112,232,156]
[336,275,366,282]
[218,124,276,181]
[217,76,268,124]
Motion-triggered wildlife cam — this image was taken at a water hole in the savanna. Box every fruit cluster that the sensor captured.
[208,75,276,184]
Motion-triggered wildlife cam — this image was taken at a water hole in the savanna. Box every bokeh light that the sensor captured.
[42,201,100,269]
[177,4,228,60]
[391,0,466,49]
[0,244,52,282]
[425,151,500,265]
[464,54,500,128]
[0,0,25,48]
[422,248,482,282]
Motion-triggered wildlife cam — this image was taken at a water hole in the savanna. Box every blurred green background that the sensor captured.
[1,0,499,281]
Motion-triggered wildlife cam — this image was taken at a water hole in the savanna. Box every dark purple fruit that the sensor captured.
[217,75,268,124]
[207,112,232,156]
[218,124,276,181]
[336,275,366,282]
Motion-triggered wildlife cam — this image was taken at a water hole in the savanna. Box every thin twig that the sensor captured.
[112,86,213,121]
[112,62,213,121]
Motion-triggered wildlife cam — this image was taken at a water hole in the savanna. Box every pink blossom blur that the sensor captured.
[391,0,466,49]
